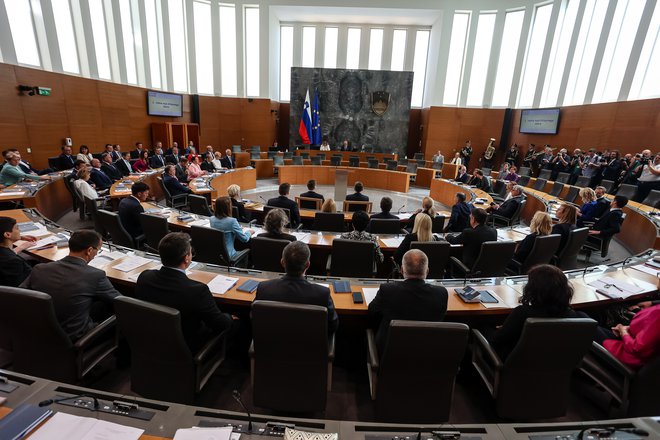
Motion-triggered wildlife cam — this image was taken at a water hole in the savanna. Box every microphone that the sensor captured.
[259,195,268,205]
[39,394,100,410]
[232,389,253,433]
[396,204,406,214]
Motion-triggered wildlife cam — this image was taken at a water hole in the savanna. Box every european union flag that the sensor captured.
[311,88,322,145]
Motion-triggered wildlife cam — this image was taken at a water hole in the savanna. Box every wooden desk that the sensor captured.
[441,163,459,179]
[429,178,493,209]
[277,165,411,193]
[250,158,274,178]
[414,167,439,188]
[233,152,250,168]
[0,174,71,221]
[298,150,397,163]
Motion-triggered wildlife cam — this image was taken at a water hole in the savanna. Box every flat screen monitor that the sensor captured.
[519,108,560,134]
[147,91,183,117]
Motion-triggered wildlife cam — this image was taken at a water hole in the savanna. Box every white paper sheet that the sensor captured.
[380,237,404,248]
[113,255,153,272]
[631,264,660,277]
[173,427,233,440]
[208,275,240,294]
[587,276,643,299]
[29,412,144,440]
[0,191,27,197]
[190,219,210,227]
[396,213,412,219]
[89,251,128,268]
[23,234,64,250]
[291,232,310,241]
[362,287,379,305]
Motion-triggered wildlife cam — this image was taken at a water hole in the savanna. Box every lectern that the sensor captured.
[334,169,351,202]
[441,163,459,180]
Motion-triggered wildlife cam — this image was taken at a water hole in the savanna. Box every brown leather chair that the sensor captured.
[250,237,289,272]
[579,343,660,417]
[0,286,117,384]
[114,296,228,404]
[329,238,377,277]
[471,318,597,419]
[367,321,469,423]
[250,301,334,413]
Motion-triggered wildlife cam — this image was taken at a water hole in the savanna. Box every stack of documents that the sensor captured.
[113,255,153,272]
[208,275,240,294]
[588,276,643,299]
[28,412,143,440]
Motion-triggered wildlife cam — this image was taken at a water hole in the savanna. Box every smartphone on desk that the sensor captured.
[352,292,364,304]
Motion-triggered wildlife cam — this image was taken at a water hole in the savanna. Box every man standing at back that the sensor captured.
[267,182,300,227]
[368,249,447,354]
[256,241,338,334]
[446,208,497,268]
[20,231,120,342]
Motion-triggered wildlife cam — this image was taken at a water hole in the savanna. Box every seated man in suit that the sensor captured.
[455,165,469,183]
[370,197,398,220]
[200,153,216,173]
[487,185,523,220]
[592,185,611,219]
[116,151,133,177]
[163,165,192,197]
[100,152,122,181]
[368,249,448,354]
[589,195,627,240]
[135,232,234,351]
[299,179,325,202]
[118,182,150,240]
[131,142,145,159]
[20,230,120,342]
[104,143,120,162]
[346,181,369,202]
[220,149,235,169]
[256,241,338,334]
[175,157,189,183]
[266,182,300,227]
[445,192,471,232]
[58,145,76,170]
[89,158,113,190]
[150,147,166,168]
[165,146,181,165]
[0,216,37,287]
[446,208,497,268]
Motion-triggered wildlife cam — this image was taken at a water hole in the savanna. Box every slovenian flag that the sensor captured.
[298,88,312,145]
[311,88,321,145]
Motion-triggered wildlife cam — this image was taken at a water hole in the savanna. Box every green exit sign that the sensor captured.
[37,87,51,96]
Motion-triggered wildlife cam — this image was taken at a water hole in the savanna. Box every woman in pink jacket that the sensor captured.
[601,303,660,369]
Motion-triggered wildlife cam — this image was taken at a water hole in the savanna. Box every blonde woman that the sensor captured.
[406,196,436,231]
[321,198,336,213]
[513,211,552,262]
[394,213,437,265]
[73,168,99,200]
[578,187,598,226]
[227,184,248,222]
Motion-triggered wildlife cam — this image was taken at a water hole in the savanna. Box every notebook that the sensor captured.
[237,279,260,293]
[0,403,53,440]
[332,280,351,293]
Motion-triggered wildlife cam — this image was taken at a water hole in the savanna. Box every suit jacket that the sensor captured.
[18,161,39,174]
[200,161,215,173]
[447,201,471,232]
[493,196,522,219]
[109,150,121,162]
[115,158,132,177]
[231,197,249,222]
[0,247,32,287]
[593,197,611,220]
[175,164,188,183]
[135,267,233,351]
[368,279,448,354]
[266,196,300,227]
[150,154,166,168]
[220,156,235,169]
[131,148,144,159]
[118,196,145,238]
[446,224,497,267]
[90,168,113,189]
[165,154,180,165]
[58,154,75,170]
[20,256,120,341]
[255,275,338,333]
[256,231,296,242]
[300,190,324,201]
[346,192,369,202]
[164,175,192,196]
[513,232,539,262]
[370,211,398,220]
[456,172,469,184]
[101,162,122,181]
[593,209,624,238]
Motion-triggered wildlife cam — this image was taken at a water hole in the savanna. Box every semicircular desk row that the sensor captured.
[4,167,659,319]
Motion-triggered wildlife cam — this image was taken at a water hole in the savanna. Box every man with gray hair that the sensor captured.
[487,184,524,220]
[255,241,338,333]
[368,249,448,355]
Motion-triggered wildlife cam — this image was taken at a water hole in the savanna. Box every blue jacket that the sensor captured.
[210,216,251,258]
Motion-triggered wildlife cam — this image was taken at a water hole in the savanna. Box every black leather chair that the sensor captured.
[188,194,213,216]
[0,286,117,384]
[600,179,615,194]
[554,227,589,270]
[190,225,250,267]
[84,196,107,238]
[410,241,451,279]
[642,190,660,207]
[368,219,405,234]
[349,157,360,167]
[97,209,143,248]
[300,152,310,159]
[519,166,532,176]
[549,182,564,197]
[263,205,297,229]
[614,183,637,200]
[386,160,398,171]
[450,241,517,278]
[533,178,547,191]
[406,162,418,174]
[329,238,376,277]
[397,158,408,166]
[157,176,188,209]
[368,159,379,168]
[472,318,597,419]
[114,296,228,404]
[507,234,561,275]
[330,156,341,166]
[367,321,469,423]
[432,215,446,233]
[292,156,303,165]
[538,169,551,180]
[343,200,372,213]
[250,301,334,413]
[250,152,261,160]
[283,152,293,159]
[556,172,571,183]
[273,155,284,167]
[413,153,425,161]
[317,153,326,161]
[579,343,660,417]
[63,174,80,215]
[582,215,624,260]
[489,180,507,199]
[250,237,289,272]
[575,175,591,187]
[232,145,242,153]
[489,199,525,227]
[564,186,580,203]
[139,213,169,253]
[312,212,345,232]
[310,156,322,165]
[518,175,531,187]
[48,156,61,171]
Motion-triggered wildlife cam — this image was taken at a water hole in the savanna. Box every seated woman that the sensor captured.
[186,155,207,179]
[394,214,438,266]
[552,203,577,254]
[210,196,253,260]
[321,198,336,213]
[577,187,597,226]
[488,264,588,360]
[132,150,150,172]
[258,208,296,242]
[212,151,224,170]
[227,184,249,222]
[76,145,93,165]
[340,210,384,263]
[512,211,552,263]
[406,196,436,231]
[596,303,660,369]
[73,168,100,200]
[503,166,520,182]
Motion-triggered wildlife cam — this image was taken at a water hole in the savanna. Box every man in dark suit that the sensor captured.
[589,195,627,239]
[368,249,448,354]
[135,232,233,351]
[118,182,149,239]
[116,151,133,177]
[175,157,189,183]
[455,165,469,183]
[445,192,471,232]
[346,181,369,202]
[163,165,192,197]
[89,158,113,190]
[592,186,611,219]
[220,149,235,169]
[58,145,76,170]
[165,146,181,165]
[101,153,122,181]
[20,231,120,342]
[150,147,166,168]
[299,179,324,202]
[104,144,120,162]
[487,185,523,220]
[370,196,398,220]
[131,142,145,159]
[446,208,497,267]
[0,216,37,287]
[256,241,338,333]
[267,182,300,227]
